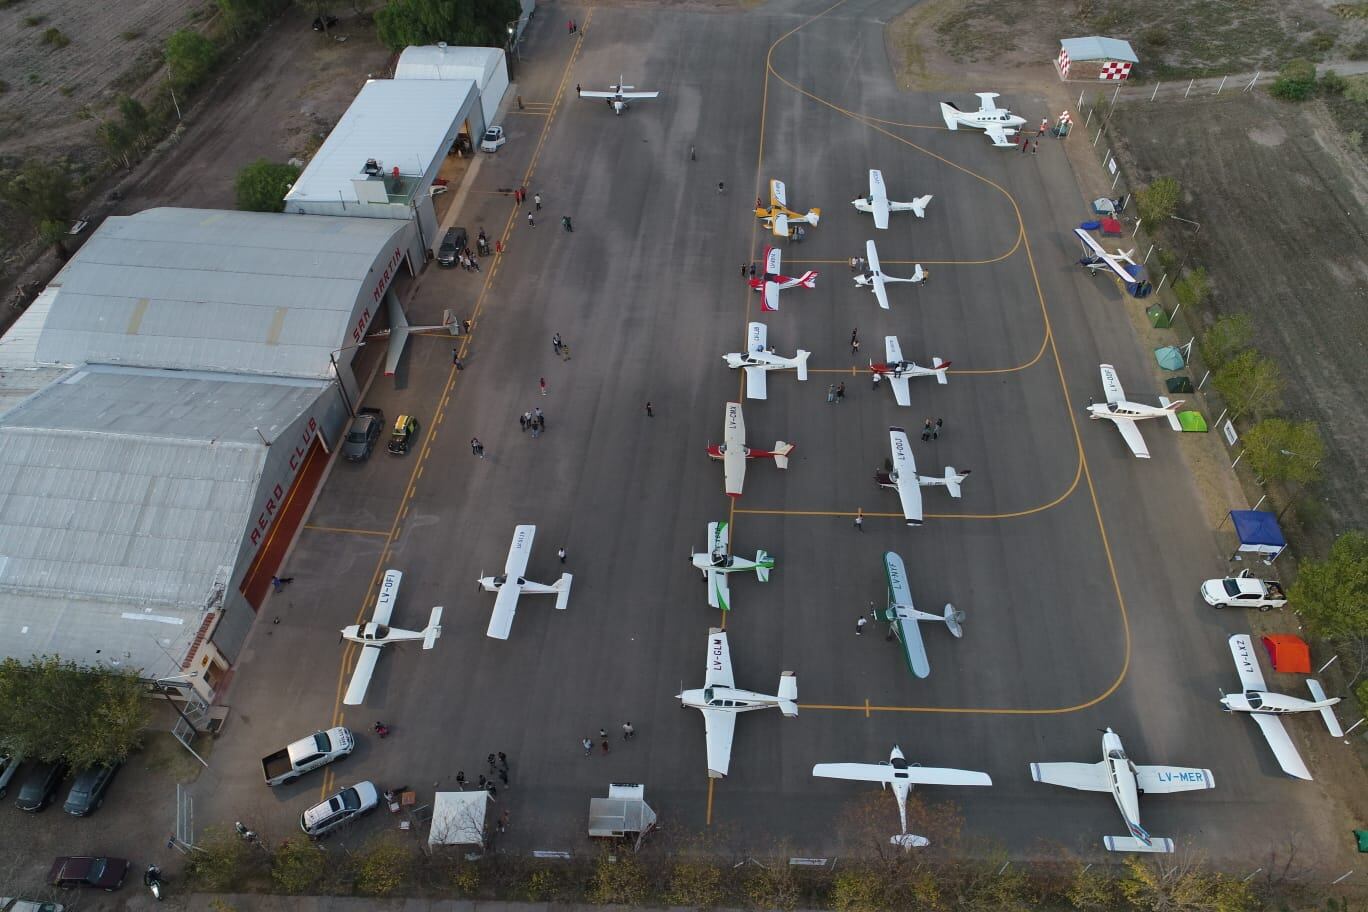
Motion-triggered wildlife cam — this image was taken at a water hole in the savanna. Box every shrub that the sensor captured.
[271,836,327,894]
[1270,59,1318,101]
[120,29,143,40]
[1320,69,1348,95]
[1139,27,1168,50]
[234,159,301,212]
[1349,130,1364,150]
[22,14,44,26]
[165,29,218,90]
[1344,74,1368,102]
[1356,678,1368,717]
[589,850,650,905]
[1350,37,1368,60]
[666,860,725,908]
[41,27,70,48]
[1198,313,1251,371]
[1308,32,1337,53]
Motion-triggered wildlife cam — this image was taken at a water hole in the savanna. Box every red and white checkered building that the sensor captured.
[1056,36,1138,81]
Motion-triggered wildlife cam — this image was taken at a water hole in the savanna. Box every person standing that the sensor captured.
[1032,138,1039,155]
[854,508,864,532]
[601,738,610,754]
[740,263,748,277]
[850,255,859,272]
[582,737,593,756]
[471,437,485,458]
[622,721,635,740]
[645,401,654,417]
[921,420,932,442]
[836,382,845,402]
[534,192,542,210]
[576,83,582,97]
[539,377,547,396]
[534,407,544,429]
[872,372,881,392]
[851,338,860,357]
[851,328,859,347]
[827,383,836,404]
[558,546,567,564]
[935,417,944,438]
[527,211,535,227]
[855,616,867,636]
[455,770,465,788]
[497,767,508,785]
[552,333,562,354]
[748,262,756,279]
[498,752,508,770]
[519,413,528,432]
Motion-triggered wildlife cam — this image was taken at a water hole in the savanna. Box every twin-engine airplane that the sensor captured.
[1031,728,1214,853]
[578,76,660,114]
[477,525,573,639]
[1073,228,1140,283]
[813,745,991,847]
[1222,634,1342,781]
[748,246,817,312]
[678,628,797,778]
[939,92,1027,147]
[854,239,924,310]
[870,335,949,407]
[724,322,810,400]
[875,426,970,525]
[690,520,774,611]
[707,401,794,498]
[877,551,965,679]
[851,169,932,229]
[341,569,443,705]
[1087,364,1183,459]
[755,179,820,239]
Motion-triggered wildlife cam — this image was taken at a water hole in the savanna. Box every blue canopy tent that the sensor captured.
[1229,510,1286,563]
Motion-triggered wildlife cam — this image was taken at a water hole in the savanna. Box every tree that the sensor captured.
[1172,266,1211,313]
[0,657,149,767]
[1212,350,1283,418]
[374,0,521,52]
[234,159,301,212]
[0,159,74,250]
[741,859,802,911]
[185,826,255,891]
[216,0,293,38]
[589,847,650,905]
[1242,418,1324,484]
[1118,853,1254,912]
[352,836,412,896]
[1066,861,1120,911]
[1269,58,1317,101]
[271,836,328,893]
[117,95,153,146]
[166,29,219,91]
[97,119,136,170]
[1197,313,1252,372]
[1136,176,1181,226]
[1289,530,1368,657]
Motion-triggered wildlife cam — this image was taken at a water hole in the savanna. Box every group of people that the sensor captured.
[520,408,547,437]
[582,722,637,755]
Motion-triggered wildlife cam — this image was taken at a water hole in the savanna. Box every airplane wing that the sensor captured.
[769,179,787,210]
[1029,761,1112,792]
[723,402,746,496]
[384,294,412,377]
[748,322,767,353]
[1249,714,1313,780]
[706,568,732,610]
[885,335,904,363]
[371,569,402,627]
[1073,228,1137,282]
[1099,364,1126,405]
[1134,765,1216,794]
[486,583,521,639]
[343,645,382,705]
[578,91,616,99]
[884,337,911,405]
[1229,634,1269,691]
[1113,417,1151,459]
[704,628,735,688]
[984,125,1013,147]
[869,170,889,230]
[762,281,780,313]
[812,761,992,788]
[765,246,781,275]
[504,525,535,577]
[889,428,923,524]
[883,552,930,676]
[744,367,768,400]
[620,91,659,99]
[724,401,745,447]
[702,708,737,778]
[975,92,1000,112]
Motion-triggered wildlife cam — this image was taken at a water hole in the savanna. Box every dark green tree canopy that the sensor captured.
[375,0,522,52]
[235,159,302,212]
[0,656,149,767]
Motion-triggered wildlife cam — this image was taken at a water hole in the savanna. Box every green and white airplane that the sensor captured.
[690,521,774,611]
[876,551,964,678]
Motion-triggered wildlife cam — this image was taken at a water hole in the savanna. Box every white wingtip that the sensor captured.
[796,350,811,381]
[932,357,950,383]
[423,606,443,649]
[893,833,931,848]
[773,442,794,468]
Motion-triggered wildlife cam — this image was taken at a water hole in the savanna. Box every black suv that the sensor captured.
[63,762,120,816]
[436,226,468,267]
[14,759,69,812]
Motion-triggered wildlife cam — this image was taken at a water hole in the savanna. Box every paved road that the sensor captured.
[199,0,1355,873]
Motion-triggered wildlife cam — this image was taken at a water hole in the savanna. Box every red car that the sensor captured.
[48,856,129,891]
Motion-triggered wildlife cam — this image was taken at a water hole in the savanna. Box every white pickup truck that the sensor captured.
[1200,569,1288,611]
[261,728,354,786]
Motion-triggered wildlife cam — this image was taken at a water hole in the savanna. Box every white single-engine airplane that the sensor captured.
[1031,728,1215,854]
[875,426,970,526]
[1222,634,1342,781]
[578,76,660,114]
[1087,364,1183,459]
[477,525,573,639]
[870,335,949,407]
[755,179,821,239]
[341,569,443,705]
[678,628,797,778]
[1073,227,1140,283]
[707,401,794,498]
[852,169,932,229]
[747,246,818,312]
[724,322,810,400]
[939,92,1027,147]
[690,521,774,611]
[854,239,924,310]
[877,551,964,679]
[813,745,991,847]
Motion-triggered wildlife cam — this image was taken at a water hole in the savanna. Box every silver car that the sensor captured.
[300,780,378,837]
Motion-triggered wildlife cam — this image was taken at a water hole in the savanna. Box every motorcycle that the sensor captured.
[144,864,163,900]
[373,721,390,739]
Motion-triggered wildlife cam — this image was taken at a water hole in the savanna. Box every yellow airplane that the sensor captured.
[754,179,821,239]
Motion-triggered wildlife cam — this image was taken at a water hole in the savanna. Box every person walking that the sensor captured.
[539,377,547,396]
[455,770,465,788]
[935,417,944,438]
[855,616,867,636]
[599,728,608,741]
[271,576,293,593]
[534,192,542,211]
[582,737,593,756]
[534,407,544,428]
[558,546,567,564]
[1032,138,1039,155]
[576,83,582,97]
[690,145,696,161]
[854,508,864,532]
[740,263,748,277]
[487,753,496,773]
[498,751,508,770]
[851,338,860,357]
[527,211,535,227]
[552,333,562,354]
[872,372,881,392]
[851,328,859,347]
[836,382,845,402]
[471,437,485,458]
[470,255,480,272]
[717,181,725,194]
[921,420,932,442]
[560,342,572,361]
[519,413,528,432]
[499,809,510,832]
[645,401,654,417]
[827,383,836,404]
[850,255,859,272]
[562,215,574,232]
[622,722,635,740]
[601,738,611,754]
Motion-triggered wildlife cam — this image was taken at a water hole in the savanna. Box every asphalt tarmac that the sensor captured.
[206,0,1352,868]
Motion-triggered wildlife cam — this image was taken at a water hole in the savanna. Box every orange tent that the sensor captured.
[1262,635,1311,674]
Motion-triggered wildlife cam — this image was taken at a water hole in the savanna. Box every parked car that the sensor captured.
[261,727,353,787]
[342,408,384,462]
[387,414,419,455]
[300,780,379,837]
[1199,569,1288,611]
[480,125,506,153]
[15,760,69,812]
[49,856,129,892]
[0,751,21,798]
[62,762,120,816]
[436,226,468,267]
[1,898,65,912]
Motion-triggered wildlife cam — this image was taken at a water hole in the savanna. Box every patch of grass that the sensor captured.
[21,14,44,26]
[41,27,71,48]
[27,72,41,84]
[58,85,74,96]
[140,730,210,782]
[120,29,144,40]
[0,81,8,94]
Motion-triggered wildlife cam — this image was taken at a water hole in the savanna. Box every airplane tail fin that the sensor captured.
[777,671,798,716]
[1306,680,1344,736]
[892,833,931,849]
[944,467,971,498]
[797,270,818,289]
[422,606,444,649]
[940,102,961,130]
[553,573,574,611]
[755,550,773,582]
[943,603,965,638]
[806,208,821,225]
[772,442,794,469]
[932,357,951,384]
[795,350,811,381]
[1104,835,1174,854]
[911,195,933,219]
[911,264,925,284]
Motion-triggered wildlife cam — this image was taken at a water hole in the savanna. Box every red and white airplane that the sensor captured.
[748,246,817,312]
[707,401,794,498]
[870,335,949,407]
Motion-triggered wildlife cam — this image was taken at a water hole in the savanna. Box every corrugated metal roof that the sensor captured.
[285,78,476,205]
[1060,36,1139,63]
[396,45,501,83]
[0,365,327,676]
[33,208,405,378]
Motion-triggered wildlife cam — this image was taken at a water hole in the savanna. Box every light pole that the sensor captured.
[506,19,526,62]
[329,342,367,418]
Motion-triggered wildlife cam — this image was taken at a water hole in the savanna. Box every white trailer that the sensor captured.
[588,783,657,851]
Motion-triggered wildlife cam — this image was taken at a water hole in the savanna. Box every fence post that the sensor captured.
[1093,127,1103,148]
[1244,71,1260,92]
[1317,655,1339,674]
[1079,89,1085,109]
[1111,83,1121,108]
[1150,81,1161,101]
[1215,75,1228,95]
[1184,79,1194,98]
[1143,244,1154,264]
[1155,272,1169,293]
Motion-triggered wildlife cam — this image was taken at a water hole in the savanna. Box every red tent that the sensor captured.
[1262,635,1310,674]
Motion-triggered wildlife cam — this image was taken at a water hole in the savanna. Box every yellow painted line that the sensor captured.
[302,524,390,537]
[706,777,716,825]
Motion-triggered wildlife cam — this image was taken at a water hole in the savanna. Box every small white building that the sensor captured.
[395,45,509,131]
[1056,36,1138,81]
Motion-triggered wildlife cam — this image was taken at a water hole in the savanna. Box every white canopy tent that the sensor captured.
[429,790,489,846]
